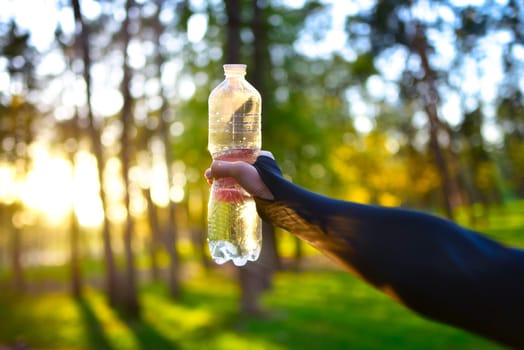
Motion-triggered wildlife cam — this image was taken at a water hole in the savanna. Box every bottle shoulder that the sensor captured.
[209,78,261,99]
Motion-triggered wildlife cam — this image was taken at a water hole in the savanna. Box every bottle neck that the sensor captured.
[223,64,246,79]
[224,72,245,78]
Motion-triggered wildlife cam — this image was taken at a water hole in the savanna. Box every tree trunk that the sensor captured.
[236,0,281,315]
[144,188,161,281]
[153,1,181,299]
[119,0,140,317]
[70,205,82,298]
[10,205,25,293]
[194,227,211,270]
[10,108,27,294]
[251,0,280,274]
[224,0,262,314]
[225,0,242,64]
[412,23,457,220]
[424,102,456,219]
[73,5,114,304]
[71,0,119,307]
[197,191,211,269]
[293,236,303,271]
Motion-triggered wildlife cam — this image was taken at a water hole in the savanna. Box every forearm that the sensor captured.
[253,156,524,347]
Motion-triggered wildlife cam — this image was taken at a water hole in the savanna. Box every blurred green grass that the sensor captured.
[1,200,522,349]
[0,269,505,350]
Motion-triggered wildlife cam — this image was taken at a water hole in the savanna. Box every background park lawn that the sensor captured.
[2,200,522,350]
[0,271,506,350]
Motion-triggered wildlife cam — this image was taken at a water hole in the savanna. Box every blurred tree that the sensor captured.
[455,107,501,223]
[222,0,265,315]
[346,0,461,219]
[54,24,83,298]
[494,0,524,196]
[346,0,523,215]
[2,98,32,294]
[71,0,119,307]
[249,0,281,270]
[235,0,281,316]
[0,21,38,90]
[412,23,459,219]
[68,144,83,298]
[151,0,182,299]
[55,117,83,297]
[450,1,522,206]
[119,0,140,317]
[144,185,161,281]
[0,21,39,293]
[498,94,524,195]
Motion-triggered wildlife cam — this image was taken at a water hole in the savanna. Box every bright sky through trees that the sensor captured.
[1,0,510,131]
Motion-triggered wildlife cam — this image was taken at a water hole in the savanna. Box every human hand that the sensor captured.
[205,150,275,200]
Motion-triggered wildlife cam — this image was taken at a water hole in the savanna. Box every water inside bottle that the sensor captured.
[207,186,261,266]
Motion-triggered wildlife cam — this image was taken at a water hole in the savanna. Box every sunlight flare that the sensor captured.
[20,146,74,223]
[73,150,104,227]
[0,162,18,204]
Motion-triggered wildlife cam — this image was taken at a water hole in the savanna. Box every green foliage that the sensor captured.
[0,20,38,85]
[352,53,377,81]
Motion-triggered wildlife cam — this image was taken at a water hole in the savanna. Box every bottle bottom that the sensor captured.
[208,240,260,267]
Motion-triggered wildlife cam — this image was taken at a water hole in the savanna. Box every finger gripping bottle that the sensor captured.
[207,64,262,266]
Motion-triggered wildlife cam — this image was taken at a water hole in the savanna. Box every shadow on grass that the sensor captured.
[77,296,177,350]
[115,307,178,350]
[76,297,114,350]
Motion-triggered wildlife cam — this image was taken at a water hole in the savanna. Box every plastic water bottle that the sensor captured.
[207,64,262,266]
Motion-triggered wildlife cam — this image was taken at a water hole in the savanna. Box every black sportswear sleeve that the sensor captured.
[252,155,524,348]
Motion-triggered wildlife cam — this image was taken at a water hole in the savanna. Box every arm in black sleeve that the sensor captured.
[252,155,524,348]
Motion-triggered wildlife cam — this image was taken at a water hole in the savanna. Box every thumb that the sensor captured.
[211,160,257,186]
[210,160,244,179]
